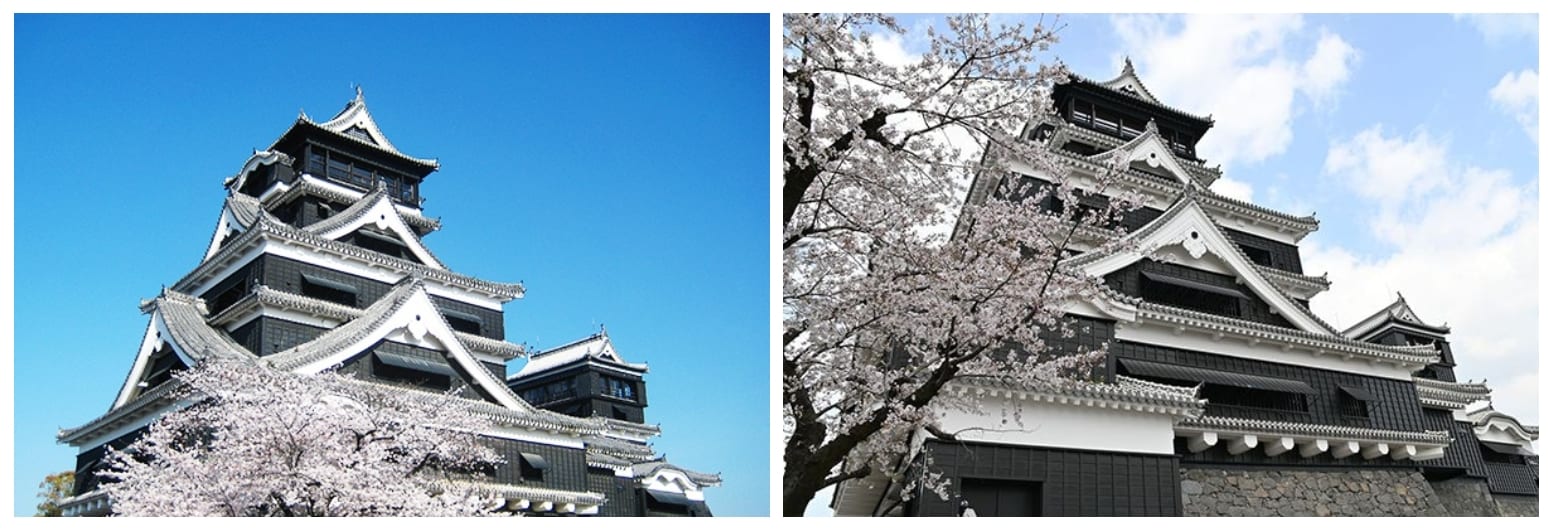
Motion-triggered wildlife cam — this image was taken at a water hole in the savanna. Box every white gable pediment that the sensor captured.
[309,190,447,270]
[1090,125,1194,186]
[270,281,533,413]
[112,312,194,409]
[1075,198,1335,335]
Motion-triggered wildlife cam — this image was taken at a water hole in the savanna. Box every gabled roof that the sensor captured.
[1088,119,1198,187]
[509,330,648,380]
[259,174,441,233]
[1067,189,1339,335]
[1342,293,1451,340]
[1468,405,1540,443]
[275,87,438,169]
[304,186,448,269]
[1069,57,1214,125]
[112,290,259,409]
[262,277,535,411]
[1062,192,1438,370]
[633,458,723,488]
[174,211,524,303]
[223,150,294,194]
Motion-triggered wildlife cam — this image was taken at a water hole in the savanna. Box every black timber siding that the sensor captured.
[509,362,648,422]
[200,260,263,316]
[1001,180,1306,276]
[589,467,641,517]
[1105,259,1294,328]
[334,340,488,401]
[1106,341,1429,432]
[913,440,1181,516]
[257,254,505,340]
[483,438,589,494]
[1221,228,1303,274]
[73,427,149,496]
[242,317,329,357]
[1485,462,1539,496]
[1420,408,1488,478]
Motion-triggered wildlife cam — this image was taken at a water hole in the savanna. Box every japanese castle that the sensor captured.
[831,61,1538,517]
[56,90,720,517]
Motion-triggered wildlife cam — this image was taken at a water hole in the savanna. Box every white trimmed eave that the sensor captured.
[1175,416,1451,462]
[1089,124,1196,187]
[206,287,524,362]
[461,482,605,515]
[267,283,532,412]
[110,310,192,409]
[308,189,447,270]
[1003,151,1316,245]
[172,217,520,310]
[1127,305,1437,376]
[945,378,1205,418]
[1077,198,1334,335]
[260,174,441,233]
[1053,120,1223,187]
[1473,412,1540,445]
[224,149,295,194]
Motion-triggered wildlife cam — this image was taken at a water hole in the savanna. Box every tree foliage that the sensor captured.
[782,13,1135,515]
[101,360,508,516]
[35,470,74,517]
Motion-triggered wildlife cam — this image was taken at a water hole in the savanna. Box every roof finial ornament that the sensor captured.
[1122,56,1136,75]
[1145,118,1159,133]
[353,83,364,102]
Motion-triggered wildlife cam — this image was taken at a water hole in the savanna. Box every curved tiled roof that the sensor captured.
[302,185,449,269]
[1067,58,1214,125]
[456,482,607,507]
[262,278,424,372]
[511,331,647,380]
[140,290,256,361]
[261,176,442,233]
[281,89,439,169]
[1138,302,1439,366]
[633,459,723,487]
[950,373,1207,417]
[208,286,524,360]
[175,213,523,301]
[1178,415,1453,446]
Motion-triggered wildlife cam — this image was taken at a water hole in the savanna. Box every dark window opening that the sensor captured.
[300,274,358,307]
[520,378,577,406]
[305,144,419,205]
[960,477,1042,517]
[371,352,451,391]
[1338,386,1372,418]
[1139,272,1243,317]
[208,281,249,316]
[142,343,187,389]
[518,453,549,481]
[441,309,483,335]
[603,376,637,401]
[1239,245,1274,267]
[239,165,272,197]
[351,229,418,262]
[612,407,631,421]
[1201,385,1309,413]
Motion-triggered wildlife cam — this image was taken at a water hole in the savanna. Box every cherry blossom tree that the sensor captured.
[100,360,508,516]
[783,13,1136,515]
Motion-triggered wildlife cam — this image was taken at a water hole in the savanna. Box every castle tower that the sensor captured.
[56,90,719,516]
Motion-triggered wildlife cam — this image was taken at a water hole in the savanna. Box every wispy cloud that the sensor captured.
[1490,69,1538,144]
[1306,125,1538,424]
[1109,14,1360,184]
[1455,13,1539,45]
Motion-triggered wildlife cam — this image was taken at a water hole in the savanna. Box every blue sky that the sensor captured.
[10,14,770,516]
[806,13,1539,515]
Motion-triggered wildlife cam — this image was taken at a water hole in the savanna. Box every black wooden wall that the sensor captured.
[913,440,1182,516]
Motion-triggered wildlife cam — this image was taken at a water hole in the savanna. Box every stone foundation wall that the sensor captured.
[1428,477,1497,516]
[1180,468,1448,516]
[1492,494,1539,517]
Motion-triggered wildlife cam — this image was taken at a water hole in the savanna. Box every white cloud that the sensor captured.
[1305,125,1538,424]
[1455,14,1539,45]
[1209,176,1254,202]
[1489,69,1538,143]
[1110,15,1359,175]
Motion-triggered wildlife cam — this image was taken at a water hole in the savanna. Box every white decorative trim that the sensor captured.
[224,150,295,195]
[1075,197,1331,335]
[307,188,447,270]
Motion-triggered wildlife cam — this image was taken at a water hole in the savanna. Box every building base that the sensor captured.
[1179,467,1447,516]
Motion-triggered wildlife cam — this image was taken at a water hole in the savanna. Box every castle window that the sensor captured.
[518,453,548,481]
[300,273,358,307]
[603,376,637,401]
[441,309,483,335]
[1138,271,1246,318]
[351,229,417,262]
[1337,384,1373,418]
[960,478,1043,517]
[1239,244,1274,267]
[371,350,453,391]
[1118,358,1313,414]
